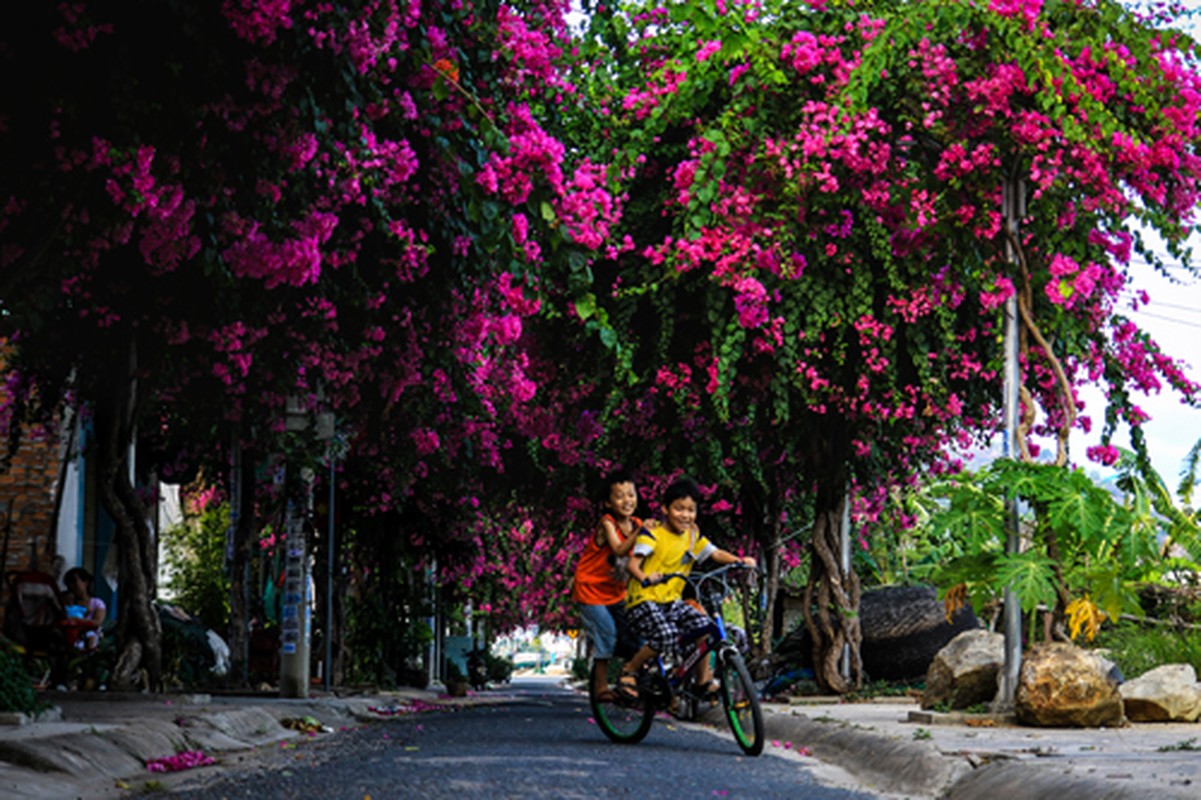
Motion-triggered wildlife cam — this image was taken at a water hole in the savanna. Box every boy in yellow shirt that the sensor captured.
[619,477,755,696]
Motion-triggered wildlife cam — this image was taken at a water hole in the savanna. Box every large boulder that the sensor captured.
[1015,642,1125,728]
[1120,664,1201,722]
[775,585,980,683]
[922,629,1005,710]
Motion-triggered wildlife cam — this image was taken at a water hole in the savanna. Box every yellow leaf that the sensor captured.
[1066,596,1107,642]
[943,583,967,623]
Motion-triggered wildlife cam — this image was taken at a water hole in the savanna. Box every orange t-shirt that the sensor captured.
[572,514,642,606]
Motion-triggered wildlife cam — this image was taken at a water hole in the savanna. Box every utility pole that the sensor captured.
[279,471,312,698]
[996,175,1026,711]
[280,396,313,698]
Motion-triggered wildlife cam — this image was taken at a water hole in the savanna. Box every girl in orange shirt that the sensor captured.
[572,471,641,701]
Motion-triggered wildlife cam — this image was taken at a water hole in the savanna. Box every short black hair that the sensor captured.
[598,469,635,504]
[64,567,92,587]
[662,476,702,507]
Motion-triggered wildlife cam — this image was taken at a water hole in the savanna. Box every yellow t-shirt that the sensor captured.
[625,520,715,608]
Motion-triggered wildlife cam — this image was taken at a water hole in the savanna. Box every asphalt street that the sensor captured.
[8,674,1200,799]
[163,677,876,800]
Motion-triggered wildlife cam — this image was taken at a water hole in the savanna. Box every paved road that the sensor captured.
[165,676,878,799]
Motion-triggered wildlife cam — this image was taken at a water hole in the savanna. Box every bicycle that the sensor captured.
[588,563,765,756]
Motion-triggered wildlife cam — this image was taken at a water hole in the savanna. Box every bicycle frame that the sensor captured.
[644,569,744,715]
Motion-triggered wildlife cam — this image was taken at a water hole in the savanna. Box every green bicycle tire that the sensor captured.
[719,650,764,756]
[589,660,655,744]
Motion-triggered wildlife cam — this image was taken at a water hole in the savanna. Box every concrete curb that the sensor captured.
[770,712,967,796]
[696,700,1201,800]
[944,761,1147,800]
[0,691,469,798]
[178,707,297,751]
[696,704,965,797]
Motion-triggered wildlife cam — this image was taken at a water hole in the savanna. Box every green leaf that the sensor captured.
[574,293,597,321]
[1080,565,1139,622]
[996,551,1059,615]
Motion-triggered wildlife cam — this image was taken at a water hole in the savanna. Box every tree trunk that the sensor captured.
[802,491,861,694]
[760,529,781,656]
[227,438,256,688]
[96,338,162,692]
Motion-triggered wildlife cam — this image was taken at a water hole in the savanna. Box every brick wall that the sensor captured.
[1,344,65,627]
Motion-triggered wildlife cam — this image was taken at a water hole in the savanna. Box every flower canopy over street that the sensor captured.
[557,0,1201,687]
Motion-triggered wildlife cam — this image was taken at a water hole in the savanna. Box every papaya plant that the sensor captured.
[926,457,1199,641]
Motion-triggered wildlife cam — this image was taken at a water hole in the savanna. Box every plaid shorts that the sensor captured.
[627,599,710,656]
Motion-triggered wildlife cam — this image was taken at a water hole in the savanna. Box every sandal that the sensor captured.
[594,688,618,703]
[699,679,721,697]
[616,672,640,700]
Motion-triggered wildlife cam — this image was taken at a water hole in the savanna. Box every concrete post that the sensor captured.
[996,175,1026,711]
[279,470,313,698]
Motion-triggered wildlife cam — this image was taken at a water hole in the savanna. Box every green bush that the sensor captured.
[161,497,231,631]
[0,649,45,715]
[1094,622,1201,679]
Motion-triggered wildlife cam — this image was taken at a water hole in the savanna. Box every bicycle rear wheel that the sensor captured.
[719,651,764,756]
[589,661,655,744]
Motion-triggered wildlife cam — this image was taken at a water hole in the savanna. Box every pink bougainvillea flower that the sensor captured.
[697,40,722,62]
[145,750,215,773]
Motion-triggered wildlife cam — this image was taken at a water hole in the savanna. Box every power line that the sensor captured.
[1127,310,1201,330]
[1129,257,1196,273]
[1138,301,1201,315]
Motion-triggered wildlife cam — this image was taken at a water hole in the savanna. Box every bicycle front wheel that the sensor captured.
[719,651,764,756]
[589,661,654,745]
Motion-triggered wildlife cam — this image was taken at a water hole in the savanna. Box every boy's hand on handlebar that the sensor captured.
[740,556,756,568]
[640,572,664,587]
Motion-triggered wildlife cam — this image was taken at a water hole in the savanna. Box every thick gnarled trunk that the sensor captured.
[802,491,862,694]
[94,339,162,692]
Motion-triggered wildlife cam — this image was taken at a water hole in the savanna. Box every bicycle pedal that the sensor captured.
[672,695,696,721]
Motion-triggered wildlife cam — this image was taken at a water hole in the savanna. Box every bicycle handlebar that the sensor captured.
[640,562,754,588]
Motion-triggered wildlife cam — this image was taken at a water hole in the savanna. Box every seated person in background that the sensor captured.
[62,567,106,650]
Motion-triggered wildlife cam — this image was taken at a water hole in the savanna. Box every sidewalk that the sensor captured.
[3,686,1200,799]
[0,687,481,799]
[697,695,1201,799]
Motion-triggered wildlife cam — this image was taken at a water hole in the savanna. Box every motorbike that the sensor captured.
[466,646,488,691]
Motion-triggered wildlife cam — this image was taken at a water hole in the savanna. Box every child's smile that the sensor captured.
[607,481,637,519]
[664,496,696,534]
